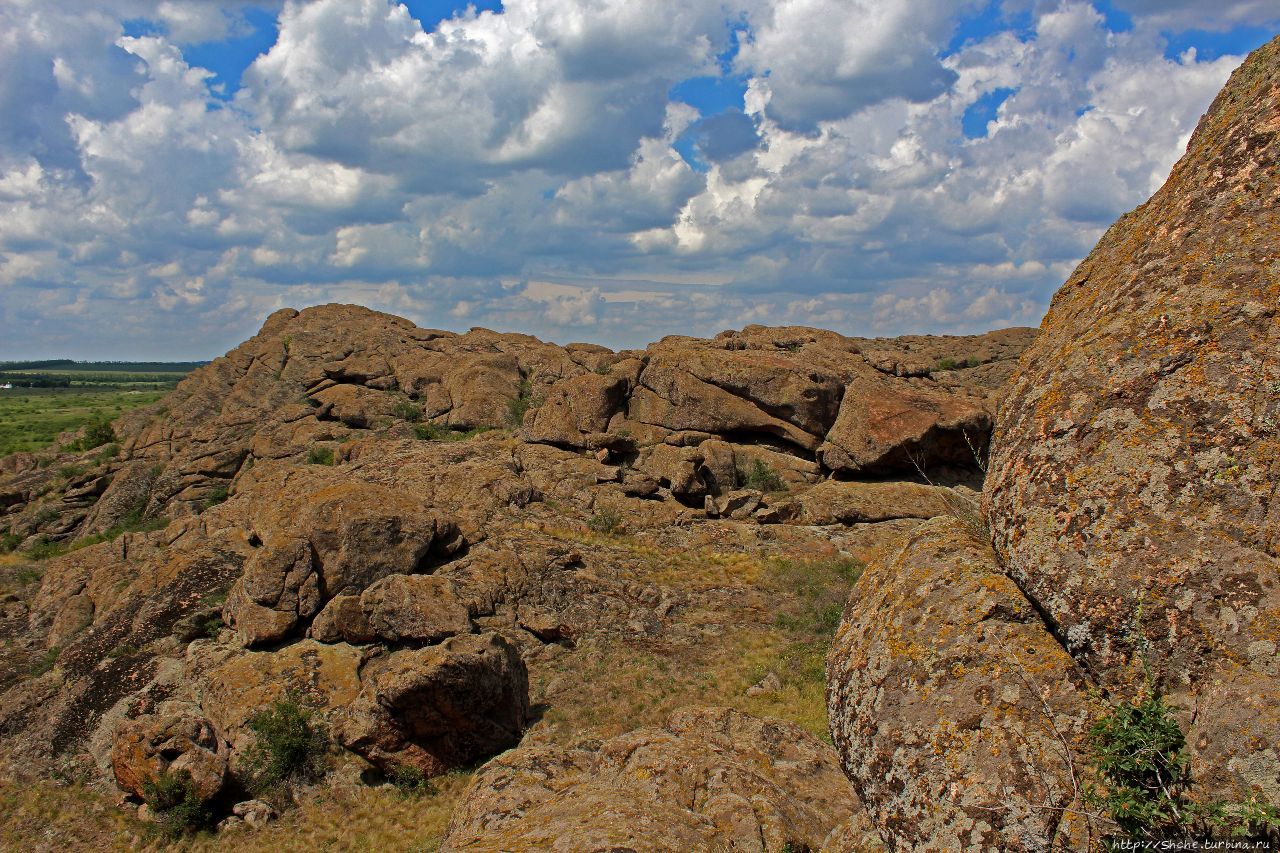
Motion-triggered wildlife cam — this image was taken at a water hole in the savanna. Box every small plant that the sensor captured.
[198,613,224,639]
[24,535,68,560]
[1087,692,1280,844]
[587,507,625,535]
[507,377,541,427]
[74,417,116,451]
[27,645,60,676]
[933,356,982,372]
[107,643,141,659]
[387,764,435,798]
[243,695,330,797]
[91,443,119,464]
[0,529,22,553]
[392,399,422,422]
[142,769,213,838]
[736,459,786,492]
[307,446,334,466]
[1086,694,1190,840]
[202,484,229,510]
[414,422,442,441]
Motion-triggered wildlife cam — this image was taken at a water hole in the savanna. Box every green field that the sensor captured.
[0,388,170,457]
[0,359,203,391]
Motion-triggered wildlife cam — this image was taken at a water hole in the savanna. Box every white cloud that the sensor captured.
[0,0,1274,358]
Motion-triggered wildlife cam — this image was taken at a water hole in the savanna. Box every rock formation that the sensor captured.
[827,34,1280,850]
[0,293,1027,842]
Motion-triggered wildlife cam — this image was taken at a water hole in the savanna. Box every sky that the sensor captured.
[0,0,1276,359]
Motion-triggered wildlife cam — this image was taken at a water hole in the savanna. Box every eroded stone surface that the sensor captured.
[441,706,865,853]
[986,35,1280,802]
[827,518,1092,850]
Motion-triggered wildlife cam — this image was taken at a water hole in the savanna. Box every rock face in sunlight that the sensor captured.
[0,293,1027,841]
[826,34,1280,851]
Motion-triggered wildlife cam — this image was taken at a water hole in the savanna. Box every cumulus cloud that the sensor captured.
[0,0,1275,358]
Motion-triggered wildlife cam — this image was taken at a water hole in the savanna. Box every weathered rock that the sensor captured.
[110,709,229,802]
[222,481,459,646]
[232,798,276,829]
[819,380,992,476]
[986,35,1280,803]
[355,573,472,644]
[79,461,158,536]
[441,706,863,852]
[334,632,528,777]
[193,639,363,749]
[796,479,963,525]
[827,518,1091,850]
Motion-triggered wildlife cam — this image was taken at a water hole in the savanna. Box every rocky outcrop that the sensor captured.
[441,706,870,852]
[334,632,528,776]
[110,708,229,802]
[827,519,1091,850]
[823,35,1280,851]
[986,36,1280,804]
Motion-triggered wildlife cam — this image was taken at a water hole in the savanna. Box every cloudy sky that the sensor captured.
[0,0,1276,358]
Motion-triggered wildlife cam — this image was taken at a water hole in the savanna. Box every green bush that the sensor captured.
[243,696,330,796]
[24,535,68,560]
[387,764,435,798]
[1087,693,1280,843]
[142,769,213,838]
[507,377,541,427]
[587,507,625,535]
[392,399,422,422]
[75,417,116,451]
[415,422,492,442]
[0,529,22,553]
[202,484,229,510]
[307,446,334,466]
[736,459,786,492]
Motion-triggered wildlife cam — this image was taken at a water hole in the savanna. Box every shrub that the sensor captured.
[201,484,229,510]
[392,399,422,422]
[736,459,786,492]
[507,377,541,427]
[1087,693,1280,843]
[0,529,21,553]
[413,422,442,441]
[387,764,435,798]
[75,417,116,451]
[24,535,68,560]
[243,695,330,797]
[587,507,625,535]
[142,769,213,838]
[307,446,334,466]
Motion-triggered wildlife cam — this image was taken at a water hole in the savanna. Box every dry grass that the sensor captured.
[0,525,866,847]
[527,536,863,744]
[0,768,473,852]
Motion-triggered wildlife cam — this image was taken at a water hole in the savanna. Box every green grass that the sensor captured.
[0,387,166,457]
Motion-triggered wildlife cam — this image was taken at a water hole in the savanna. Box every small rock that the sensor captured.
[745,671,782,697]
[217,816,245,832]
[232,799,276,829]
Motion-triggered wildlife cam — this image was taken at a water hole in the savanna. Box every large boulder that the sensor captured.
[985,35,1280,802]
[334,632,528,776]
[441,706,868,852]
[110,708,229,802]
[826,518,1092,850]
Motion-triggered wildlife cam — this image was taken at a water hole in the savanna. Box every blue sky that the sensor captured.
[0,0,1276,358]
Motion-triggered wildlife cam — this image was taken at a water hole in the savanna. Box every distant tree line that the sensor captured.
[0,359,207,373]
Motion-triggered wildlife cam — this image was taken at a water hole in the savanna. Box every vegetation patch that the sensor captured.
[243,696,331,801]
[307,446,335,466]
[0,387,165,457]
[736,458,786,492]
[142,769,213,839]
[587,507,625,535]
[413,422,492,442]
[1087,693,1280,844]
